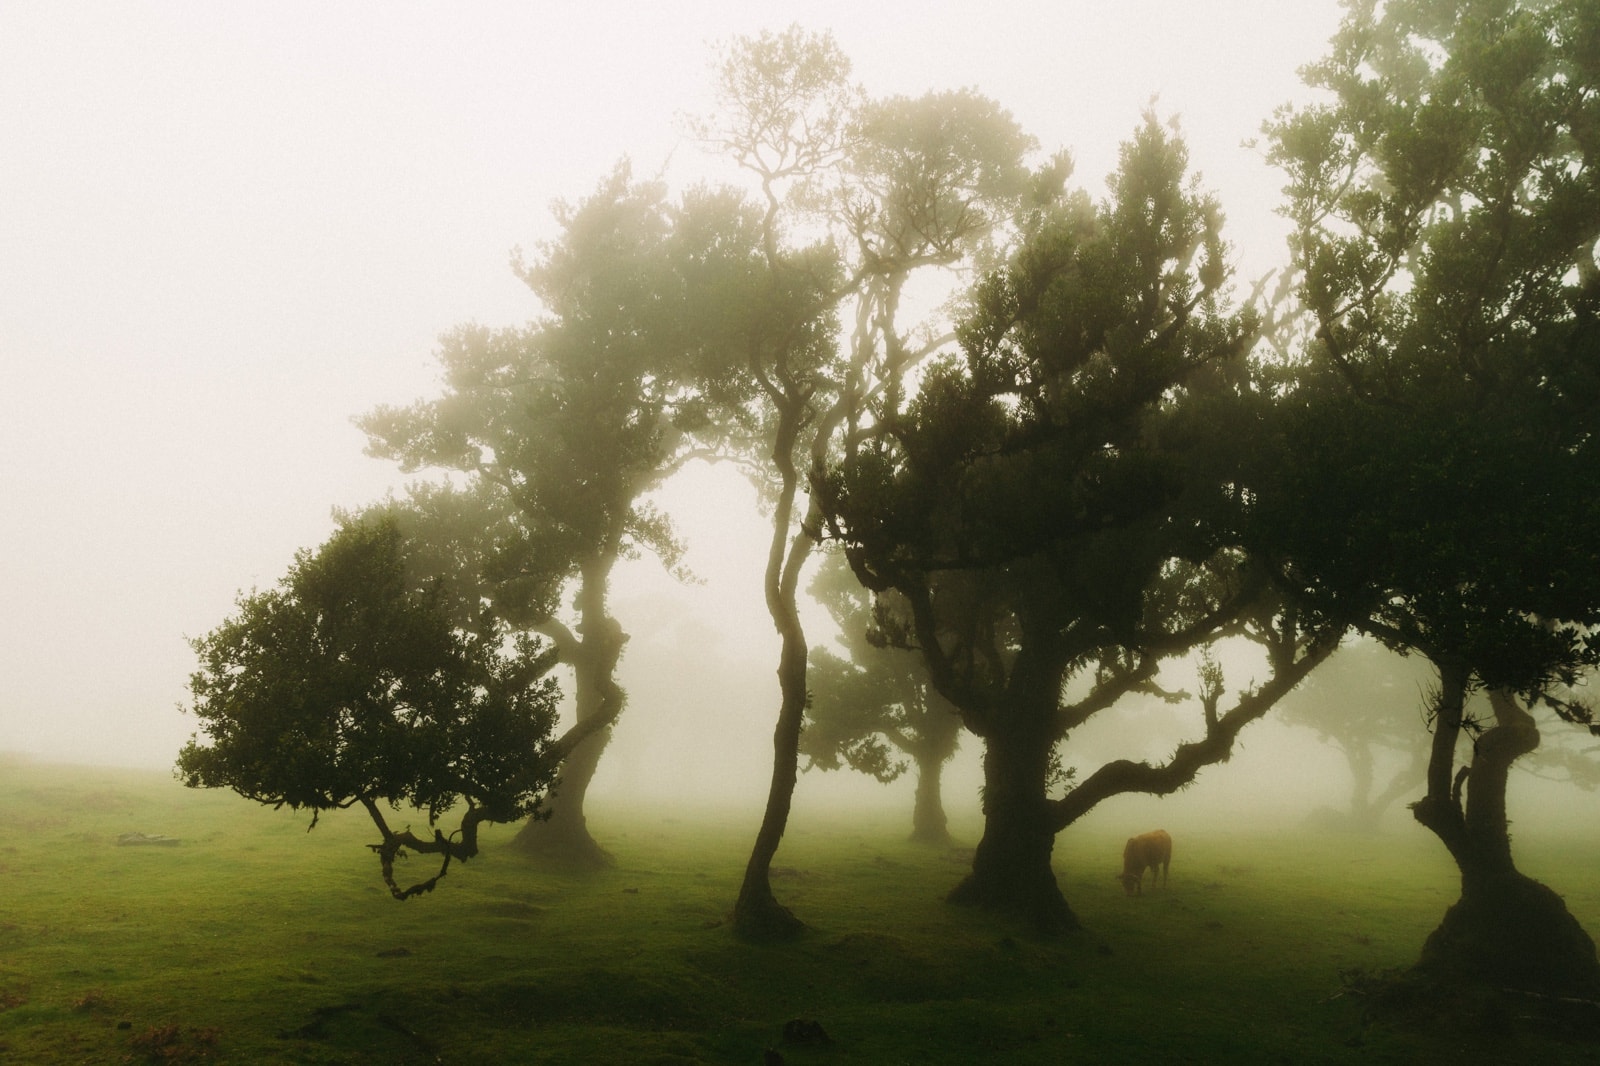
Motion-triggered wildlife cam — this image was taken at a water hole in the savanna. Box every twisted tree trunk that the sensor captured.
[946,656,1077,932]
[511,721,613,867]
[510,560,626,869]
[733,526,813,941]
[1411,667,1600,996]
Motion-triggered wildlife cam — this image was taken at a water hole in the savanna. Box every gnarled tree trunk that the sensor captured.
[907,695,962,846]
[1411,668,1600,996]
[732,512,814,941]
[1354,746,1429,834]
[946,670,1076,932]
[511,722,613,867]
[510,561,626,869]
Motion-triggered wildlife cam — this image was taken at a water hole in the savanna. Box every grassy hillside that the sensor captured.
[2,755,1598,1063]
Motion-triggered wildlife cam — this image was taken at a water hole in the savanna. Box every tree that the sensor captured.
[803,550,963,845]
[178,515,562,899]
[694,27,1047,938]
[359,165,755,868]
[819,114,1342,931]
[1281,639,1436,833]
[1265,0,1600,995]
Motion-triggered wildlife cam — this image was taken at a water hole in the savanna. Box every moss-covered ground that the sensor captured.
[3,756,1598,1063]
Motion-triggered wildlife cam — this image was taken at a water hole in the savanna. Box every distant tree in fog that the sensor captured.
[1264,0,1600,996]
[359,166,755,869]
[1281,640,1435,834]
[817,114,1343,931]
[178,515,562,899]
[803,551,962,845]
[693,26,1048,938]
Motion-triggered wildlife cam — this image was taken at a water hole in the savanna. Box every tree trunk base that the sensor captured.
[946,810,1077,933]
[946,866,1078,934]
[732,888,807,942]
[1417,873,1600,997]
[506,815,614,871]
[908,824,956,847]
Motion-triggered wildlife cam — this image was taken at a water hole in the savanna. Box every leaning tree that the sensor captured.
[178,514,564,900]
[1264,0,1600,995]
[819,114,1344,931]
[693,27,1052,937]
[359,165,755,867]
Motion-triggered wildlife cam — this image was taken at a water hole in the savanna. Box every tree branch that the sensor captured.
[1048,631,1338,831]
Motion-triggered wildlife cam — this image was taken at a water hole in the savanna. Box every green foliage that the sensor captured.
[177,516,560,864]
[802,552,960,784]
[824,113,1281,731]
[1263,0,1600,990]
[844,89,1040,273]
[1263,0,1600,697]
[697,24,860,203]
[833,115,1253,588]
[352,164,779,860]
[360,163,767,615]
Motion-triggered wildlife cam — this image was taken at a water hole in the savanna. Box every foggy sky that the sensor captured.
[2,3,1366,814]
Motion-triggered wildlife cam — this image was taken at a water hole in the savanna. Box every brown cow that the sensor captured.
[1116,829,1171,896]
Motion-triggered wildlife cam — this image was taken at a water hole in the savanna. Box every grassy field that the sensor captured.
[3,756,1600,1064]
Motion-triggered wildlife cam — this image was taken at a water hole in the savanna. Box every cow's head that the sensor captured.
[1114,872,1142,896]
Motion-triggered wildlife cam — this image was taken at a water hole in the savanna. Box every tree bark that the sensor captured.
[509,722,613,867]
[946,714,1076,932]
[1411,669,1600,996]
[510,559,626,869]
[946,650,1077,932]
[909,751,953,846]
[732,518,813,941]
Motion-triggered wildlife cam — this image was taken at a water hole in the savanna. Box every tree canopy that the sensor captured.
[178,515,561,899]
[357,164,762,866]
[817,113,1342,929]
[802,550,963,844]
[172,5,1600,1005]
[1264,0,1600,995]
[694,25,1057,939]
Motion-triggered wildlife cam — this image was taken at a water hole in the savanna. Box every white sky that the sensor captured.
[0,1,1352,803]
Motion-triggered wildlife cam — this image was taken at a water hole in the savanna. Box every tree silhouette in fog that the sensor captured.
[359,166,755,868]
[1281,639,1436,834]
[1264,0,1600,996]
[693,26,1049,938]
[803,550,963,845]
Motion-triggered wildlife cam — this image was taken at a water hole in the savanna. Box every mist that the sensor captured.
[3,1,1341,770]
[7,5,1600,1061]
[3,1,1594,849]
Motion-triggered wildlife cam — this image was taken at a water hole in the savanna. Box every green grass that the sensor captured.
[3,756,1598,1064]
